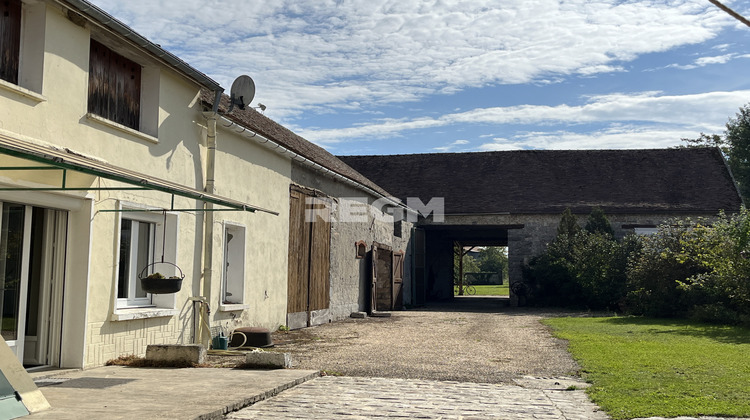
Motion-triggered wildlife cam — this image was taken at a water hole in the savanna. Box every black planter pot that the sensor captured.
[140,276,183,294]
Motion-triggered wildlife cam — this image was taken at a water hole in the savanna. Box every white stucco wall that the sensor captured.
[0,3,294,368]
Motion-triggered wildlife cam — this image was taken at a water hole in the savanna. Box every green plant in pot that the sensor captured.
[140,271,183,294]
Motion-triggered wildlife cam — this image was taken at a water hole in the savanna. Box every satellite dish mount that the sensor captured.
[228,75,256,112]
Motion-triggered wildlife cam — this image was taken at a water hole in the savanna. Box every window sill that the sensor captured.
[0,79,46,103]
[219,304,248,312]
[111,307,177,321]
[86,113,158,144]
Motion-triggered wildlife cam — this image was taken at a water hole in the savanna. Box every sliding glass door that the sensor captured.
[0,203,67,366]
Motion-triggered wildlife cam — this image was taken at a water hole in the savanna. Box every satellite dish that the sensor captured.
[228,75,255,112]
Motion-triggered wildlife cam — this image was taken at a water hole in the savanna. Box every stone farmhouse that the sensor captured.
[0,0,742,373]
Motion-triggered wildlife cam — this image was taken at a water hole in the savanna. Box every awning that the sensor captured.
[0,132,278,215]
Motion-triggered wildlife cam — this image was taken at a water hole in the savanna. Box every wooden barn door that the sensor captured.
[370,242,394,312]
[392,250,405,310]
[287,187,331,329]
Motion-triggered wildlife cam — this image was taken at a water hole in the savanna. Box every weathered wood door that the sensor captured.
[287,187,331,329]
[392,250,405,310]
[371,242,395,312]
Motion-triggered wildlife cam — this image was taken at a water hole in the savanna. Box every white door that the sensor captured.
[0,204,66,366]
[0,203,32,363]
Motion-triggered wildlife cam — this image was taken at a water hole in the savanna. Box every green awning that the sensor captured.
[0,132,278,215]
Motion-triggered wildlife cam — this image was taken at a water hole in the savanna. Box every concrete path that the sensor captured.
[26,366,319,420]
[227,376,609,419]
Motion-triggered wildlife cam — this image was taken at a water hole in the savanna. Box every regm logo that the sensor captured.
[305,197,445,223]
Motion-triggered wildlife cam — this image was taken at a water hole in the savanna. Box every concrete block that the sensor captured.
[146,344,206,364]
[350,312,367,318]
[245,351,292,369]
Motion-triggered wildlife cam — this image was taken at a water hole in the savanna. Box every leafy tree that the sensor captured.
[585,206,614,237]
[476,247,508,281]
[453,244,479,284]
[557,208,581,237]
[726,106,750,202]
[681,103,750,202]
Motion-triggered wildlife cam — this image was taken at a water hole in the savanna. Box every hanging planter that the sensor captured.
[139,261,185,294]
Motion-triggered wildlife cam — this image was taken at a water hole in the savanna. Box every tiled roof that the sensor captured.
[339,148,743,215]
[200,89,391,197]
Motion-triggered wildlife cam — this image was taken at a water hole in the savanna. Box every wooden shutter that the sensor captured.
[308,197,330,311]
[392,250,404,310]
[286,190,310,314]
[0,0,21,84]
[370,246,378,313]
[88,39,141,130]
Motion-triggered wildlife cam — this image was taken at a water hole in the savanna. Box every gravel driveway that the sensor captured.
[272,296,581,384]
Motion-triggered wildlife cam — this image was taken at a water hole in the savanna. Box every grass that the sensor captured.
[543,316,750,420]
[455,284,509,296]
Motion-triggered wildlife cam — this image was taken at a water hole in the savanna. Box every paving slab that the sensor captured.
[227,376,609,419]
[25,365,318,420]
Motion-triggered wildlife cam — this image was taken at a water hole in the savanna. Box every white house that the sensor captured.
[0,0,412,370]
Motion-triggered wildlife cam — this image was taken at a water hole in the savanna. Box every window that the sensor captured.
[88,39,142,130]
[222,223,246,305]
[117,218,155,307]
[112,207,179,318]
[0,0,22,85]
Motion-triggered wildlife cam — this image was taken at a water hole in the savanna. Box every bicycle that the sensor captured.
[453,284,476,295]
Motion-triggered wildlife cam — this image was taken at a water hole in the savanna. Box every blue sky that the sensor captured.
[89,0,750,155]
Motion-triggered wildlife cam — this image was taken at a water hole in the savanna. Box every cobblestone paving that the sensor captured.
[227,376,609,419]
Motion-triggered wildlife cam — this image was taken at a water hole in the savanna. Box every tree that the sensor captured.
[453,244,479,284]
[681,103,750,202]
[557,208,581,237]
[585,206,614,237]
[476,247,508,280]
[726,105,750,202]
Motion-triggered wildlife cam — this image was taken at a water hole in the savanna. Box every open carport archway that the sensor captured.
[415,224,522,305]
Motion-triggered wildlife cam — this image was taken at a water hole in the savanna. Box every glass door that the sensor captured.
[0,203,31,362]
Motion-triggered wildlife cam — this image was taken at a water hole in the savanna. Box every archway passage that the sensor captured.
[454,245,508,297]
[414,224,519,306]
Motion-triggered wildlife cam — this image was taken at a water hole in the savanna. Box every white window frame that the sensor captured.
[221,222,247,310]
[113,203,178,315]
[117,218,156,308]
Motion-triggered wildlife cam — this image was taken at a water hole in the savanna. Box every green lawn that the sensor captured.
[543,316,750,419]
[454,284,509,296]
[473,284,509,296]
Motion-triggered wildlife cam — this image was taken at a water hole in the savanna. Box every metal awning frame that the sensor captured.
[0,134,279,215]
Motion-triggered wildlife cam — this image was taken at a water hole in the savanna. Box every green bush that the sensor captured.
[525,208,635,310]
[625,218,707,317]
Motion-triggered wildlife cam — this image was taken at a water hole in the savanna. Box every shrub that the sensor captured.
[625,218,707,317]
[525,208,635,310]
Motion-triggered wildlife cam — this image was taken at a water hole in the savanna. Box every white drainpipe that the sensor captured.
[200,112,218,346]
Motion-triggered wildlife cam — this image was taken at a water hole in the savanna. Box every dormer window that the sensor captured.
[0,0,22,85]
[88,39,142,131]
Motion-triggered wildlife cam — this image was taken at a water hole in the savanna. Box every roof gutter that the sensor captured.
[217,116,416,215]
[57,0,224,111]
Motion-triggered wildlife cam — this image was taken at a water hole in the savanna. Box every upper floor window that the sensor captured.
[89,39,142,131]
[0,0,22,85]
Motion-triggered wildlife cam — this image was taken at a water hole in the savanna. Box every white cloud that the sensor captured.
[299,90,750,144]
[432,139,470,152]
[478,126,698,151]
[668,52,750,69]
[88,0,733,119]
